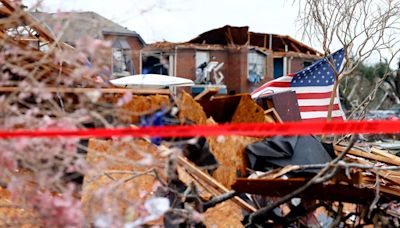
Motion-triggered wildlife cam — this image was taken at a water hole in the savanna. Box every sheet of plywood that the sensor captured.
[178,91,208,124]
[81,171,162,224]
[206,118,261,189]
[86,138,165,172]
[118,95,171,123]
[83,138,165,224]
[231,94,266,123]
[203,201,244,228]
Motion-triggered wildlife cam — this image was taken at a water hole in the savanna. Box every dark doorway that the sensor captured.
[273,58,284,79]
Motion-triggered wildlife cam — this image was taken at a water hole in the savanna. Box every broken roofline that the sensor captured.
[144,42,320,59]
[186,25,322,56]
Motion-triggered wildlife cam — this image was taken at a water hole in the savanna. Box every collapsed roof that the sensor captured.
[188,25,321,55]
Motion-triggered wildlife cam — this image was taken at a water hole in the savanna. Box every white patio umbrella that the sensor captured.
[109,74,194,89]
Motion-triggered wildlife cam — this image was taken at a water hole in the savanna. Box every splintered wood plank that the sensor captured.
[177,156,256,213]
[370,147,400,162]
[194,88,219,101]
[334,145,400,166]
[177,166,215,200]
[177,157,248,227]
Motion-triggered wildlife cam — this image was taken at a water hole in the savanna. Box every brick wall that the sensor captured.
[225,47,247,94]
[176,48,196,80]
[290,57,316,74]
[126,37,143,75]
[265,51,274,81]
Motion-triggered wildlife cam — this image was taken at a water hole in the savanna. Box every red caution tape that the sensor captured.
[0,120,400,139]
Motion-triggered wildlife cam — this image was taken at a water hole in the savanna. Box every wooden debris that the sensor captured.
[335,144,400,166]
[258,165,301,179]
[370,147,400,162]
[231,94,266,123]
[231,178,397,204]
[203,201,244,228]
[177,166,214,200]
[255,91,302,121]
[83,138,165,224]
[177,156,257,212]
[178,91,208,124]
[206,118,261,188]
[0,0,72,50]
[0,187,38,228]
[81,171,162,225]
[194,88,219,101]
[101,94,171,123]
[86,138,164,171]
[197,94,243,123]
[0,86,170,95]
[264,108,283,123]
[177,92,264,188]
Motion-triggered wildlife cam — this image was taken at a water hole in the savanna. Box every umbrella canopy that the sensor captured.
[110,74,195,89]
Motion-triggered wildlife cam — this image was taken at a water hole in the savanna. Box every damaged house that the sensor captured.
[142,25,321,94]
[32,11,145,77]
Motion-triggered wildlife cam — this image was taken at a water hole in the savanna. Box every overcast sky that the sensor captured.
[25,0,304,44]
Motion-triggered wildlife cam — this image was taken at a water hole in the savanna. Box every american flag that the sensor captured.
[251,48,346,121]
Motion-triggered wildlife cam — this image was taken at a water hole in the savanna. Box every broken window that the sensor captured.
[141,52,171,75]
[195,51,210,83]
[196,51,210,70]
[248,50,266,83]
[112,38,134,77]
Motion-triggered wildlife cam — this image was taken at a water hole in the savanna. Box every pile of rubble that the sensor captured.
[74,91,400,227]
[1,0,400,227]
